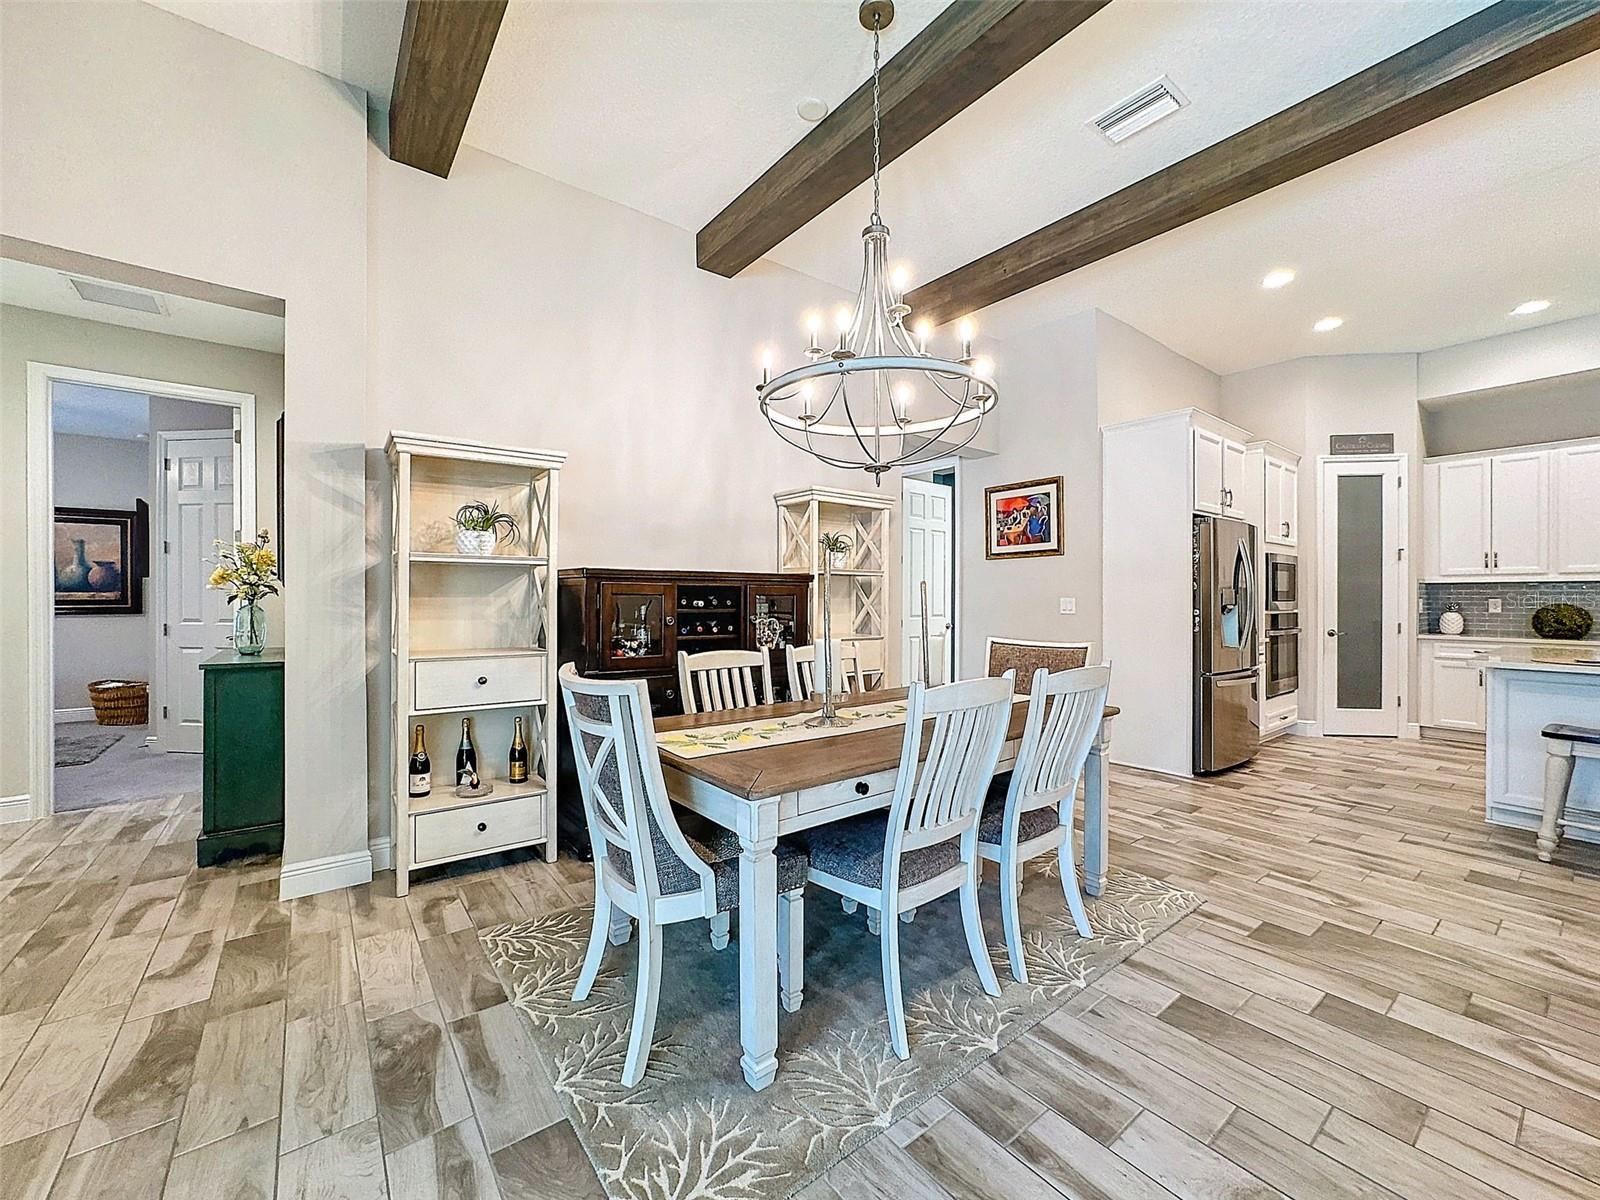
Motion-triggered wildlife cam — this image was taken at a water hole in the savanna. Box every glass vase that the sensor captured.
[233,600,267,656]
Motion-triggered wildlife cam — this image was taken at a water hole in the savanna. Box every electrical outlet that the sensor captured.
[1059,597,1076,615]
[1487,598,1503,614]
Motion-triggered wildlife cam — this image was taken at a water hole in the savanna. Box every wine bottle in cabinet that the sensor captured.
[455,717,478,785]
[408,724,431,797]
[508,716,529,784]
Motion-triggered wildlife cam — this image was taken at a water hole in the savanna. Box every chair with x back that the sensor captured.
[977,663,1111,982]
[559,665,808,1086]
[804,673,1013,1059]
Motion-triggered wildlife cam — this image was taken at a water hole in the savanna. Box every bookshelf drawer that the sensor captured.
[413,653,545,712]
[413,792,545,864]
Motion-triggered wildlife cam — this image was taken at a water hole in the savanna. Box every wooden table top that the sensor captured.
[654,688,1118,802]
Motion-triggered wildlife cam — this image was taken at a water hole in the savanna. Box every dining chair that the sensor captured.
[984,636,1093,693]
[677,649,774,714]
[558,665,809,1086]
[804,674,1013,1059]
[978,664,1111,982]
[784,640,862,700]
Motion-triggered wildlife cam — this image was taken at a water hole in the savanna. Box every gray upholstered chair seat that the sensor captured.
[610,814,808,912]
[805,812,962,888]
[978,776,1062,845]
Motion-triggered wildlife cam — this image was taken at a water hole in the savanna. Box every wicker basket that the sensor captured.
[88,679,149,726]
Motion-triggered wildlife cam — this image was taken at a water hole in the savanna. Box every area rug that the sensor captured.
[482,859,1201,1200]
[54,730,123,768]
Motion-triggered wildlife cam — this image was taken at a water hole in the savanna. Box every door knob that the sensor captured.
[1326,629,1343,637]
[476,676,488,685]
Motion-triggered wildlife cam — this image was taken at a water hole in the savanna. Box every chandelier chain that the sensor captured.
[871,18,881,222]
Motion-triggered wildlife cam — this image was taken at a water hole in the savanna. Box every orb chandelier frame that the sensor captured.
[756,0,997,485]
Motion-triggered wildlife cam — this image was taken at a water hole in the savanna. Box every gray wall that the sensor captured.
[1421,375,1600,456]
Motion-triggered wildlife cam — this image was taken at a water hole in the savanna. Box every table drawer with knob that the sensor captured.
[413,652,545,713]
[412,792,546,865]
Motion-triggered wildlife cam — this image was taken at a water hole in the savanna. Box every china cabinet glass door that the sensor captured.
[599,581,674,671]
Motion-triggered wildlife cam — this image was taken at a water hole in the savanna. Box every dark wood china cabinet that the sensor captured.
[556,568,812,856]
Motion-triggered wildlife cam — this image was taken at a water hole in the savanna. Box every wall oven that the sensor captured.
[1265,552,1298,612]
[1265,610,1299,698]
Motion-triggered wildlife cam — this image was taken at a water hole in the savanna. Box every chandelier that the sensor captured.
[756,0,997,485]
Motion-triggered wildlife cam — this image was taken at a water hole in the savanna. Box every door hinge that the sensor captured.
[233,429,242,445]
[164,457,172,472]
[163,540,170,554]
[162,705,169,719]
[162,623,169,636]
[1397,695,1402,708]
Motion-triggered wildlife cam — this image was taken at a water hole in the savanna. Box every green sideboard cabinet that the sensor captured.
[197,649,285,867]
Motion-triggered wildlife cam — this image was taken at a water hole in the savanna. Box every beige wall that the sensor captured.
[1,306,285,793]
[2,0,367,887]
[1422,375,1600,456]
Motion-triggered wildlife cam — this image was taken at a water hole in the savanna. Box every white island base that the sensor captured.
[1485,656,1600,847]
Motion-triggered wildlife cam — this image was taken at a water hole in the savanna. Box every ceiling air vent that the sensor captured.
[1091,76,1188,144]
[65,275,168,315]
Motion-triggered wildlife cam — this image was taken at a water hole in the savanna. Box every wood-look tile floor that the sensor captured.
[2,735,1598,1200]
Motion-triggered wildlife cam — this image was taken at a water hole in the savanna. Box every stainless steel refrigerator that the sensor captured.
[1193,515,1260,773]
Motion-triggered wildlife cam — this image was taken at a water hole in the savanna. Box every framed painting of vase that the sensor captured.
[54,506,145,614]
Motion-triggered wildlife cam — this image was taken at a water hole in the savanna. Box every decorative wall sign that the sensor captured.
[985,476,1063,559]
[1330,433,1395,455]
[54,506,145,614]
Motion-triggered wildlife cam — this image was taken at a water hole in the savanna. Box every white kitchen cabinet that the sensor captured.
[1430,457,1492,576]
[1556,442,1600,575]
[1222,437,1249,520]
[1193,426,1225,516]
[1428,653,1487,732]
[1488,452,1548,574]
[1265,454,1298,546]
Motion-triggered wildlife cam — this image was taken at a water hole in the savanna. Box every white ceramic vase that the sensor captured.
[455,528,496,556]
[1438,609,1465,636]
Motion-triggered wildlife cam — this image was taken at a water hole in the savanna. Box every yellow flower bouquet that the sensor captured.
[209,530,279,654]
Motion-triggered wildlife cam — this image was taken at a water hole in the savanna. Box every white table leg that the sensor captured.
[1538,739,1574,863]
[737,802,780,1091]
[1082,715,1114,896]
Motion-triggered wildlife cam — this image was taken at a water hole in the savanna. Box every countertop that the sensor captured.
[200,648,286,669]
[1483,649,1600,676]
[1418,633,1600,645]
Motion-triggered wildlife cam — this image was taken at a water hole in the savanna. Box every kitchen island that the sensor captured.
[1485,650,1600,846]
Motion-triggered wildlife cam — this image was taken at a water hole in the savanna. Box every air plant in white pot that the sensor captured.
[451,501,520,557]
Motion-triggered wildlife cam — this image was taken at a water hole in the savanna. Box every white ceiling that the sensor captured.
[51,382,151,441]
[141,0,405,107]
[0,258,286,353]
[129,0,1600,376]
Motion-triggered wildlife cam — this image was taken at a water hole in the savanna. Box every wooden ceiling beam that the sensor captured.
[907,0,1600,327]
[389,0,508,178]
[695,0,1110,278]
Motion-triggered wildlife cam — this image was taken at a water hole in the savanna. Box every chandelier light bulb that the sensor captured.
[760,347,774,385]
[799,380,816,423]
[972,355,995,381]
[891,264,910,293]
[834,306,853,333]
[892,382,913,425]
[914,318,932,352]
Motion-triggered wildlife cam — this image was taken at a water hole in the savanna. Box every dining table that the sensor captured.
[653,686,1118,1092]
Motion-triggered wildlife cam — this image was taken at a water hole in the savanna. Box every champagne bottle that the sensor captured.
[407,724,431,797]
[455,717,477,786]
[508,716,529,785]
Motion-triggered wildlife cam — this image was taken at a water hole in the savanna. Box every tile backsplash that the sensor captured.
[1421,581,1600,640]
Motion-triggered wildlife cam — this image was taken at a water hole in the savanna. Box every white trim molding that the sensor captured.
[0,795,34,825]
[277,848,374,901]
[54,707,94,724]
[27,361,256,821]
[368,835,394,873]
[1293,720,1322,737]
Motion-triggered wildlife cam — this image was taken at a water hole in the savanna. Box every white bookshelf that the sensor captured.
[775,486,895,687]
[387,432,565,895]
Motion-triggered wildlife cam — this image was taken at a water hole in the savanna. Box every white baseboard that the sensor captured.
[277,848,373,901]
[54,707,94,724]
[0,795,33,824]
[369,836,394,873]
[1293,720,1322,737]
[1404,722,1422,741]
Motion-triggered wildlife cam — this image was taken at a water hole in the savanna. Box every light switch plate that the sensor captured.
[1487,598,1503,614]
[1059,597,1076,615]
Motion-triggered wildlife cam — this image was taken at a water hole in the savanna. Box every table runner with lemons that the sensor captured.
[656,698,911,759]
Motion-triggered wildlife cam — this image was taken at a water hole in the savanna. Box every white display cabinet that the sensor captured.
[386,433,565,895]
[775,486,895,688]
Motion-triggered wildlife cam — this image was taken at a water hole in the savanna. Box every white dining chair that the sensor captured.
[804,674,1013,1059]
[784,640,862,701]
[978,664,1111,982]
[559,665,809,1086]
[677,649,774,715]
[984,636,1093,692]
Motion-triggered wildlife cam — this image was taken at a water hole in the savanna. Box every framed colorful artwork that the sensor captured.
[54,506,145,614]
[984,476,1063,560]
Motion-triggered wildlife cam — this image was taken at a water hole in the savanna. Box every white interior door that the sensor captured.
[160,431,237,753]
[902,477,953,685]
[1320,458,1405,737]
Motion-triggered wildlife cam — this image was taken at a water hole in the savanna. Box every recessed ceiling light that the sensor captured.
[1261,268,1295,290]
[1510,299,1550,316]
[1312,316,1343,333]
[796,97,829,122]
